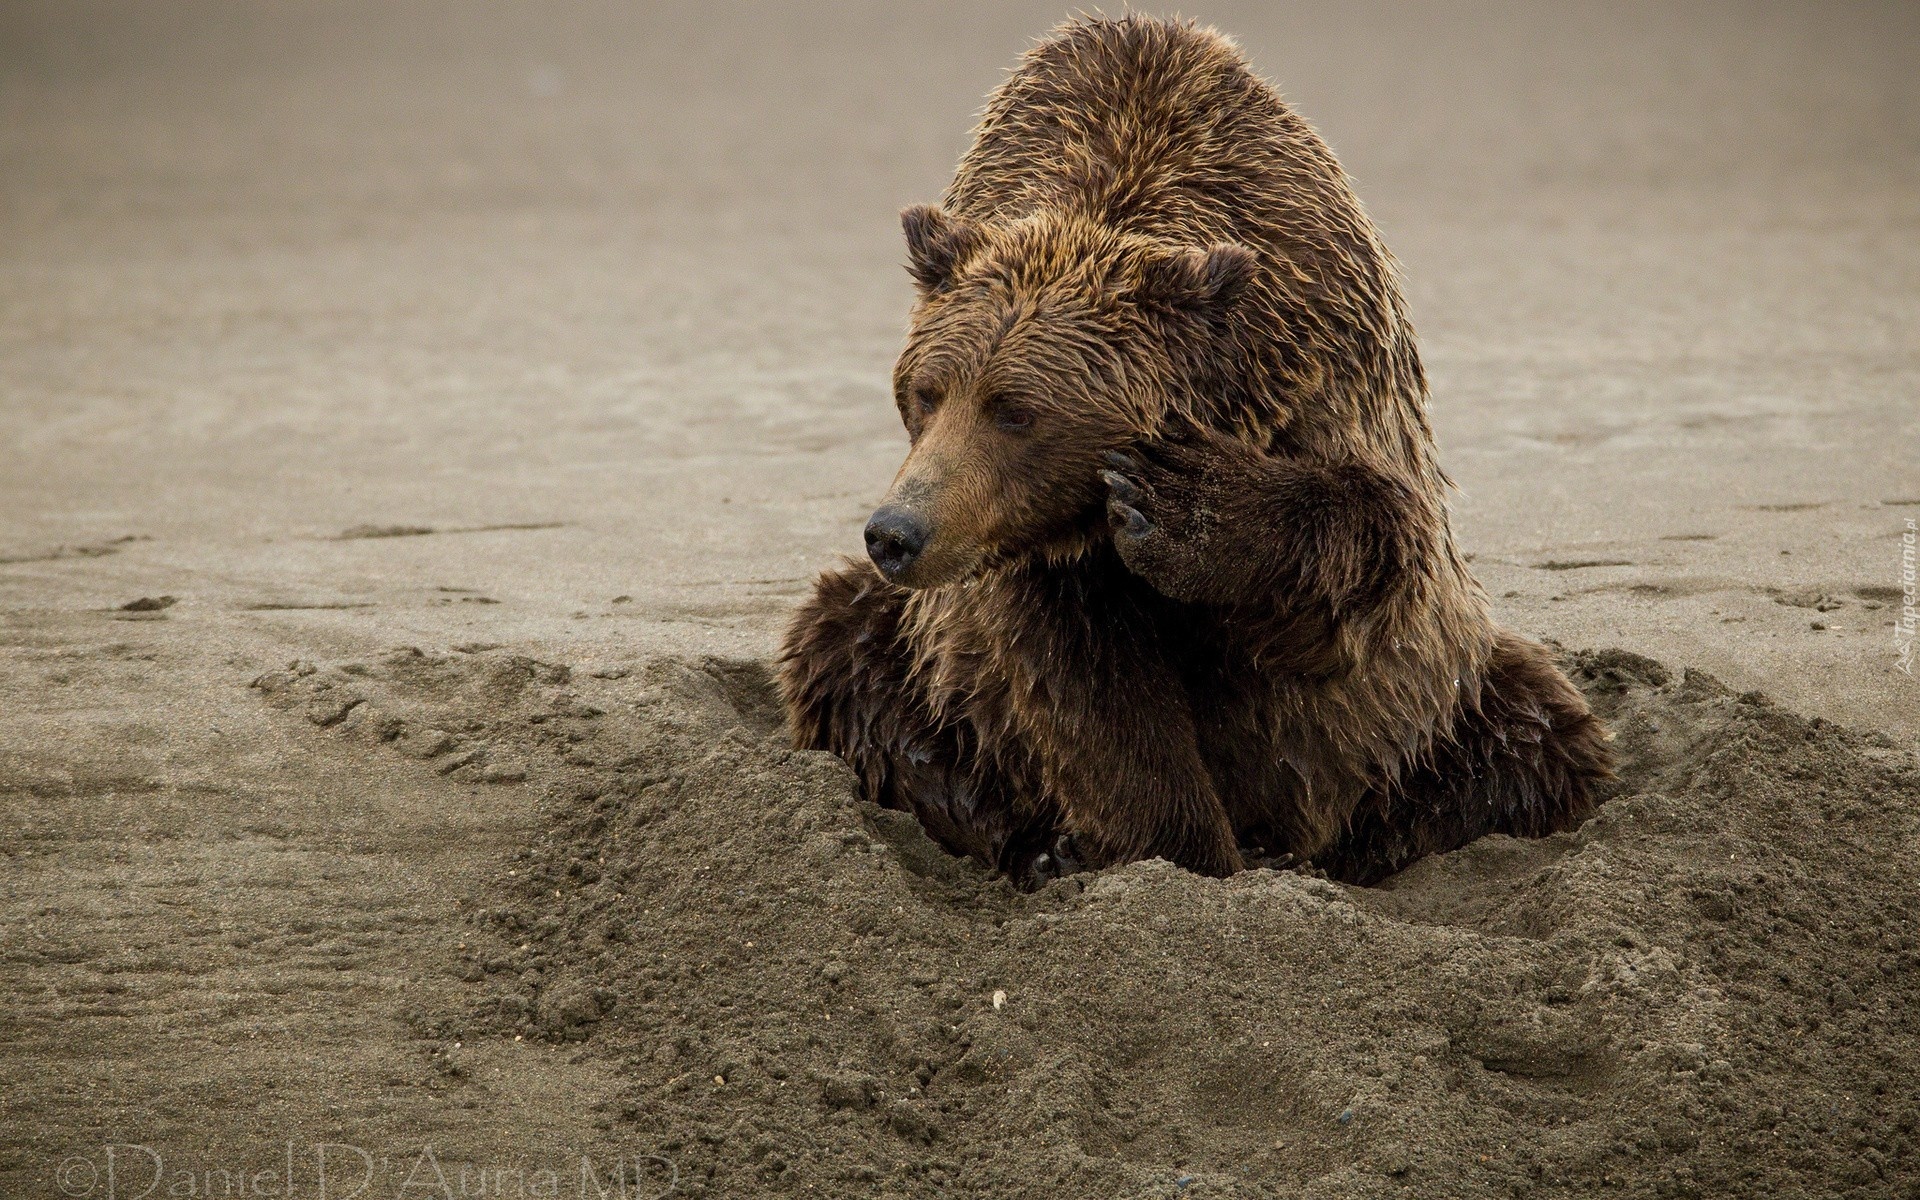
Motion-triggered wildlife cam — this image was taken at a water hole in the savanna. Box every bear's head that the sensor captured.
[866,204,1256,588]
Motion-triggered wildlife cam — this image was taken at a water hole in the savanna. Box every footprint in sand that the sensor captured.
[1534,558,1635,572]
[332,522,564,541]
[1,535,150,565]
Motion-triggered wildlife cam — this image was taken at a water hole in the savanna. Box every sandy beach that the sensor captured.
[4,2,1917,1196]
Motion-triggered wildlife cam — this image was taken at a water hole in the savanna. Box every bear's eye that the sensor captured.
[989,395,1034,432]
[910,385,941,416]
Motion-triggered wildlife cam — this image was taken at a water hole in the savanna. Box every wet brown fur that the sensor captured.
[780,15,1613,885]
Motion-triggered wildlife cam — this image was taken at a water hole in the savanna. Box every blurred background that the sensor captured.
[3,0,1917,719]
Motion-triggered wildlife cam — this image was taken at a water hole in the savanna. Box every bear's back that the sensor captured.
[947,16,1367,259]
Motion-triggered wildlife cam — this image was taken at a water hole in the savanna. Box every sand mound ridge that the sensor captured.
[250,645,1920,1199]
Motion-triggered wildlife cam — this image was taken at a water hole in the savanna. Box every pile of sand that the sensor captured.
[252,645,1920,1198]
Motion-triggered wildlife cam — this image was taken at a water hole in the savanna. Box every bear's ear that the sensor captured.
[902,204,982,295]
[1139,243,1258,310]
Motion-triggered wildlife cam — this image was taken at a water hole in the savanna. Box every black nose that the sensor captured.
[865,507,929,580]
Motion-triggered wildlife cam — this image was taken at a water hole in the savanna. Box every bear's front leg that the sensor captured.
[1101,422,1432,616]
[1038,694,1247,879]
[991,566,1246,879]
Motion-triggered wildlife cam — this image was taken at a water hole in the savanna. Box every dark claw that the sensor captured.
[1103,450,1137,472]
[1115,506,1152,538]
[1051,832,1085,874]
[1100,469,1140,503]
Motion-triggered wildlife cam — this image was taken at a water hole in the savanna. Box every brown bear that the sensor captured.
[779,14,1612,887]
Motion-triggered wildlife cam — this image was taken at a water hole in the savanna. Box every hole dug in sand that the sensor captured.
[255,644,1920,1197]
